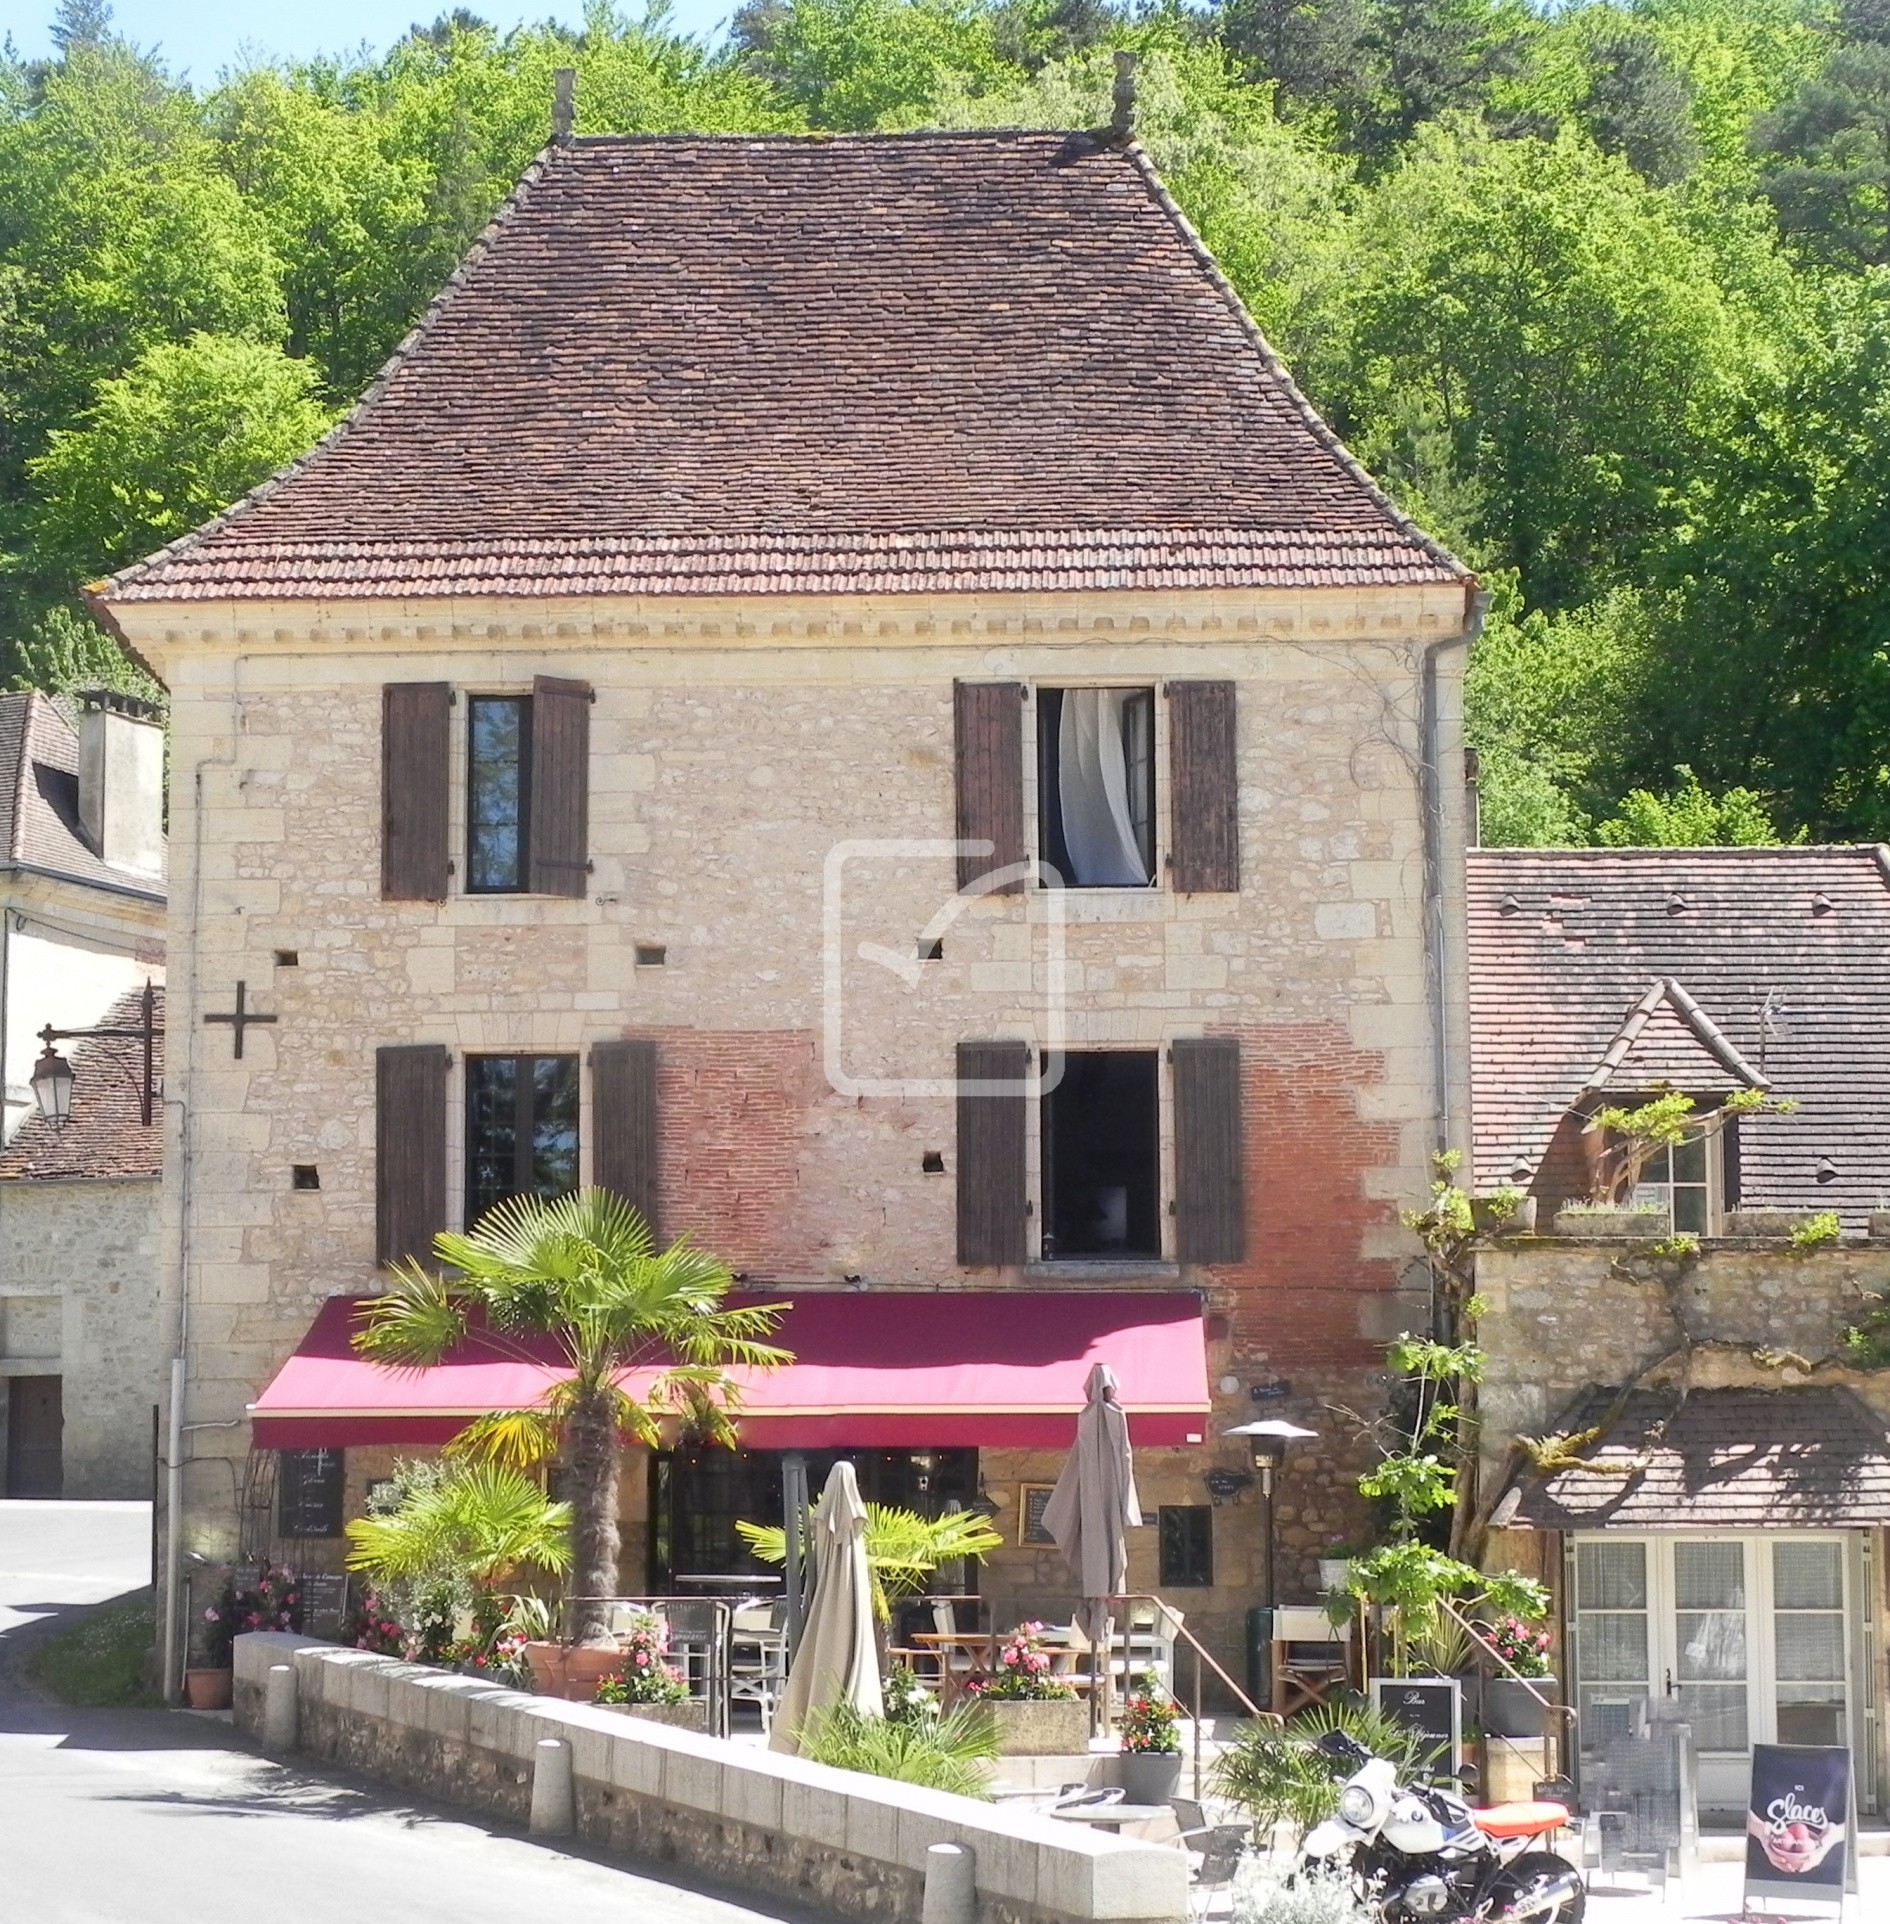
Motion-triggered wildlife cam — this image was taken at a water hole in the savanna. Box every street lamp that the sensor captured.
[1224,1418,1318,1614]
[30,980,162,1128]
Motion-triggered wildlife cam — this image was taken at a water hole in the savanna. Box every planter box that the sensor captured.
[1317,1558,1352,1595]
[1473,1195,1538,1236]
[523,1641,624,1702]
[1725,1208,1821,1239]
[1551,1209,1666,1241]
[1484,1676,1558,1739]
[598,1699,710,1733]
[977,1697,1090,1756]
[1119,1751,1182,1803]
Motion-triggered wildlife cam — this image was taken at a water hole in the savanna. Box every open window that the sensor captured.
[1629,1120,1733,1234]
[1037,688,1155,888]
[1041,1050,1160,1259]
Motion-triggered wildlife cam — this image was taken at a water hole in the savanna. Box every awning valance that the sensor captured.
[1503,1386,1890,1531]
[249,1290,1212,1451]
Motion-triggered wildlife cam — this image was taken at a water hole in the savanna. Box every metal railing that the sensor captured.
[1437,1595,1578,1783]
[560,1595,738,1738]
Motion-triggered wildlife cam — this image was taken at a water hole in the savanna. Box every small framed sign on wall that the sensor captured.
[1019,1483,1057,1546]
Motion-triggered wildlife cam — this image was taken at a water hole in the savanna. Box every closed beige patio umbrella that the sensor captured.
[1041,1362,1142,1727]
[769,1459,882,1754]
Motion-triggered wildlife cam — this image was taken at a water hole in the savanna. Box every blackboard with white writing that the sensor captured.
[277,1448,345,1538]
[301,1572,350,1638]
[1371,1677,1461,1775]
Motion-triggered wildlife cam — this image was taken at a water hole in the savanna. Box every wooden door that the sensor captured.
[6,1375,62,1497]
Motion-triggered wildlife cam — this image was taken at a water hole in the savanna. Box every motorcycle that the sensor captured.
[1301,1732,1585,1923]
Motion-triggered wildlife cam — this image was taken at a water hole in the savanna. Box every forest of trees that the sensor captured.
[4,0,1889,846]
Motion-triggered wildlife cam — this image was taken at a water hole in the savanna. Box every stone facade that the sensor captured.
[121,577,1472,1679]
[0,1176,161,1497]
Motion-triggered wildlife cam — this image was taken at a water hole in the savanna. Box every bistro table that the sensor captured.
[1044,1803,1174,1836]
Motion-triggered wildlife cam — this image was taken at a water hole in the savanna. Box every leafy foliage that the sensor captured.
[1211,1697,1429,1843]
[737,1499,1001,1623]
[800,1700,998,1797]
[343,1455,572,1589]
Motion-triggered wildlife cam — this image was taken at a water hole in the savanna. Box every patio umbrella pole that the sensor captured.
[783,1451,808,1659]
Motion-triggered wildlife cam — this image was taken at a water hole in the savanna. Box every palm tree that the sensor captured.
[737,1501,1003,1624]
[353,1188,790,1644]
[344,1458,573,1594]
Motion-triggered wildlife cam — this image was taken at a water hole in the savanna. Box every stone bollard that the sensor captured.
[529,1736,575,1837]
[921,1841,975,1924]
[263,1663,298,1751]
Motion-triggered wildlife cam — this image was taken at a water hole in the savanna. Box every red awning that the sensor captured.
[249,1291,1212,1451]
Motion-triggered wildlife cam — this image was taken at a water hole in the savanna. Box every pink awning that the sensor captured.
[248,1290,1211,1451]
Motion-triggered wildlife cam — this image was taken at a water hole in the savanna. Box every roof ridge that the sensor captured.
[87,140,566,638]
[1120,142,1472,592]
[1579,975,1769,1096]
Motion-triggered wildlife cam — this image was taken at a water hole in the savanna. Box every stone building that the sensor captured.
[1467,846,1890,1820]
[0,692,165,1497]
[92,125,1477,1689]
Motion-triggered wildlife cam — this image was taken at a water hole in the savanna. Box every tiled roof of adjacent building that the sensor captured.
[1467,847,1890,1227]
[1505,1386,1890,1530]
[95,132,1467,607]
[0,982,163,1181]
[0,692,166,897]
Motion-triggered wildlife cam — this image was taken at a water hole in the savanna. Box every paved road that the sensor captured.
[0,1501,817,1924]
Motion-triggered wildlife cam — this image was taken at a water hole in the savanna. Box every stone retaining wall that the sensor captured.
[234,1634,1189,1924]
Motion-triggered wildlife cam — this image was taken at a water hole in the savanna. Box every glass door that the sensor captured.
[1573,1539,1653,1774]
[1772,1540,1848,1748]
[1671,1540,1752,1813]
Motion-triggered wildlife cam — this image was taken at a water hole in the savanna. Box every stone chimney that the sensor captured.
[76,690,164,877]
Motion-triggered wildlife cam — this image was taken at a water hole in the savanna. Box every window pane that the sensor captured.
[1775,1615,1846,1684]
[1577,1540,1648,1610]
[1678,1681,1748,1752]
[466,1056,519,1224]
[1774,1542,1842,1611]
[1677,1610,1746,1681]
[1158,1505,1212,1587]
[468,696,529,892]
[1675,1540,1744,1611]
[1673,1185,1708,1233]
[1578,1612,1649,1683]
[1042,1051,1159,1258]
[1043,688,1154,888]
[531,1055,580,1199]
[1672,1133,1707,1184]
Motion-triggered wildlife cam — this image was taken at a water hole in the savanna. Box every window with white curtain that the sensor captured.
[1037,687,1155,887]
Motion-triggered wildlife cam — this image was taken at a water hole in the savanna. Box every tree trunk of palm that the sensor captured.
[566,1386,622,1646]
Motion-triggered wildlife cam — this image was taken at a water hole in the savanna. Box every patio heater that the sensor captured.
[1223,1419,1318,1613]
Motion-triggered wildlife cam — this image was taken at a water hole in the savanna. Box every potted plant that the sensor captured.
[1117,1672,1183,1802]
[1479,1616,1557,1739]
[964,1623,1085,1755]
[590,1611,707,1731]
[189,1563,303,1709]
[1317,1544,1359,1596]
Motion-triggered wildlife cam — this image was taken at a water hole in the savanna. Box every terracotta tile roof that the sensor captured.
[0,982,163,1181]
[0,692,166,897]
[1467,847,1890,1226]
[1506,1386,1890,1530]
[96,132,1466,607]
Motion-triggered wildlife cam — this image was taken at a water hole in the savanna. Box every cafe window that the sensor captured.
[1158,1505,1213,1588]
[465,1054,579,1225]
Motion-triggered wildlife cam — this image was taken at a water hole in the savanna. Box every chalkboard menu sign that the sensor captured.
[1019,1484,1057,1546]
[277,1447,345,1538]
[230,1562,264,1598]
[1371,1677,1461,1775]
[301,1572,350,1639]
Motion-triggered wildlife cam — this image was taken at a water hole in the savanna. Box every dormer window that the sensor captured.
[1624,1112,1736,1234]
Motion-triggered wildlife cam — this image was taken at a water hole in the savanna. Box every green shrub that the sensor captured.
[28,1592,158,1708]
[1212,1699,1427,1845]
[800,1702,998,1799]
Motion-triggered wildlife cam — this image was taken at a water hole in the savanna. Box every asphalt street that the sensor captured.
[0,1500,819,1924]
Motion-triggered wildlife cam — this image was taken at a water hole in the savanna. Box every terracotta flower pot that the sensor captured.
[523,1641,627,1701]
[184,1667,233,1710]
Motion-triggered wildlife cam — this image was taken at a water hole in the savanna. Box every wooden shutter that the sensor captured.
[1168,680,1240,893]
[954,682,1026,894]
[1172,1036,1245,1264]
[592,1038,659,1239]
[956,1039,1029,1266]
[381,683,450,901]
[529,674,591,897]
[376,1044,447,1267]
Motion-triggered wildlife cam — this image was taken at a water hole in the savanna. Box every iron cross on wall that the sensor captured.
[203,981,278,1059]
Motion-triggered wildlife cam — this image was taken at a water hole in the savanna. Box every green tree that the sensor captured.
[353,1189,790,1644]
[29,331,333,580]
[1595,765,1784,845]
[1757,41,1890,270]
[738,1501,1003,1622]
[2,604,160,703]
[344,1457,573,1593]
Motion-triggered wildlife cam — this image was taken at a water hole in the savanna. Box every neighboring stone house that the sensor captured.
[1466,846,1890,1821]
[93,124,1477,1688]
[0,692,166,1497]
[0,984,165,1497]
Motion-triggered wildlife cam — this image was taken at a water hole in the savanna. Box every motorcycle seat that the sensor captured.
[1471,1800,1569,1839]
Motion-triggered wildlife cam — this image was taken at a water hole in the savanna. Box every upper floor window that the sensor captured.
[1630,1124,1727,1235]
[466,1053,579,1226]
[1042,1049,1160,1260]
[1037,687,1155,888]
[467,695,531,892]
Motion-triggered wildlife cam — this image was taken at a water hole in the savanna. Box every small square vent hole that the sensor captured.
[635,944,667,967]
[291,1165,320,1191]
[917,938,944,962]
[274,949,299,967]
[921,1151,945,1175]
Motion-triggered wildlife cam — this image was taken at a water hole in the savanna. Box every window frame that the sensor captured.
[1033,683,1160,891]
[463,1051,580,1227]
[1157,1504,1214,1588]
[1038,1047,1163,1263]
[1627,1111,1731,1235]
[464,692,534,895]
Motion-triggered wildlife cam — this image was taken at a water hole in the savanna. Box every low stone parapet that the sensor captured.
[234,1633,1188,1924]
